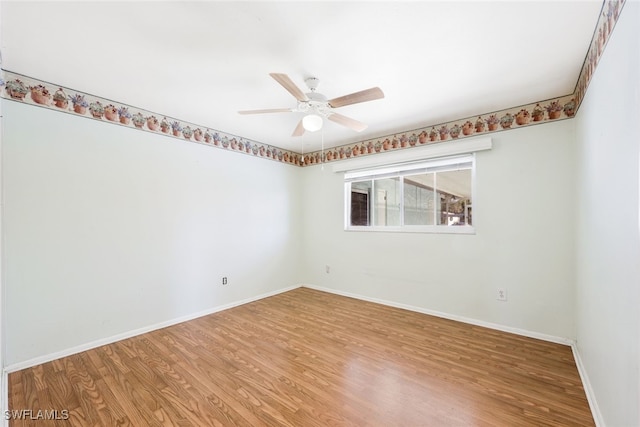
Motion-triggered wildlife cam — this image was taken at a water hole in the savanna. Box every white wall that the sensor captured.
[0,64,4,406]
[2,101,303,367]
[574,1,640,425]
[301,120,576,341]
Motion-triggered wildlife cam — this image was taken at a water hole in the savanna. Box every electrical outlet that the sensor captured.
[325,265,330,274]
[222,277,228,285]
[497,288,507,301]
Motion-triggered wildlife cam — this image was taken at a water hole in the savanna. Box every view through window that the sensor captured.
[345,155,474,232]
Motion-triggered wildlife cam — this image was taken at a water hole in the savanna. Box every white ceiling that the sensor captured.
[1,1,603,153]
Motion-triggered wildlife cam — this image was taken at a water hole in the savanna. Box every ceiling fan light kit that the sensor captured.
[302,114,323,132]
[239,73,384,138]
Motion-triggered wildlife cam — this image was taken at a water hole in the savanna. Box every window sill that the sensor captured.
[344,225,476,235]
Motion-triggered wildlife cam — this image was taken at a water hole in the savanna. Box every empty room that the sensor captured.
[1,1,638,426]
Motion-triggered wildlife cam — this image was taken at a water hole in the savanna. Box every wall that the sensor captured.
[0,58,4,404]
[574,1,640,425]
[301,120,576,341]
[2,100,303,367]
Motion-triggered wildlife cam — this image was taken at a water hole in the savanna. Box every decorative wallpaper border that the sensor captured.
[302,95,576,165]
[573,0,624,110]
[0,71,303,165]
[303,0,625,166]
[0,0,624,168]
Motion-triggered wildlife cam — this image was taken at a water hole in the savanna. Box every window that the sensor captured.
[345,154,474,233]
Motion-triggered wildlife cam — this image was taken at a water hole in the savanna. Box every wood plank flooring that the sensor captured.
[8,287,594,426]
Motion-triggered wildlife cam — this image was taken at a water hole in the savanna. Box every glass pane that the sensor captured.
[436,169,472,226]
[373,177,401,226]
[350,181,371,226]
[404,173,435,225]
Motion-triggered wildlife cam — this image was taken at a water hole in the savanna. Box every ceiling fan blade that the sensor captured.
[328,87,384,108]
[238,108,292,115]
[270,73,308,102]
[328,113,368,132]
[292,119,306,137]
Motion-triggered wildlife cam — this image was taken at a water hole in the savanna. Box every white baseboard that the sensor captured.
[302,284,575,346]
[571,343,604,427]
[4,284,300,374]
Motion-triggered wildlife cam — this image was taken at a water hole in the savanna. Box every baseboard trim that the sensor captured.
[571,343,604,427]
[4,284,300,374]
[303,284,575,346]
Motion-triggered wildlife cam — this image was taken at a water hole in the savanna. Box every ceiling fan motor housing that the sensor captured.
[300,91,330,117]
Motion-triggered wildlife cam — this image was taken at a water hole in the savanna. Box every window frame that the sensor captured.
[344,154,476,234]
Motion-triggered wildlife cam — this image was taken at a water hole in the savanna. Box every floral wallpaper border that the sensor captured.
[302,0,625,166]
[0,71,302,165]
[301,95,576,165]
[0,0,624,168]
[573,0,624,110]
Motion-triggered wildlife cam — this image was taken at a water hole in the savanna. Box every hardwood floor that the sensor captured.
[8,287,594,426]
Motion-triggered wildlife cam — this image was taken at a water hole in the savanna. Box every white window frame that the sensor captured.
[344,154,476,234]
[333,136,493,234]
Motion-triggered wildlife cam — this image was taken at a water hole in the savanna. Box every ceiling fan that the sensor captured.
[238,73,384,137]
